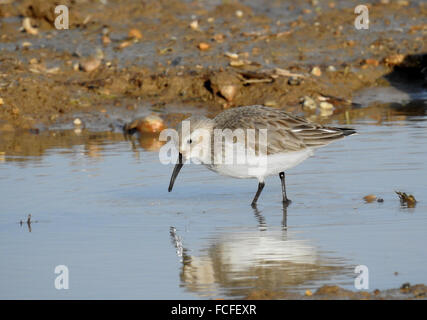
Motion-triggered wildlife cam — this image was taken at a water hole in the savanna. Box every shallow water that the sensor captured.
[1,98,427,299]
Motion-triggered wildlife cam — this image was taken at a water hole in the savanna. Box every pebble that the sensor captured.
[190,20,199,30]
[311,66,322,77]
[264,100,278,108]
[229,60,245,67]
[118,41,132,49]
[327,65,336,72]
[302,96,317,110]
[137,115,166,133]
[79,58,101,72]
[0,98,4,106]
[305,290,313,296]
[235,10,243,18]
[219,84,238,102]
[363,194,377,203]
[22,17,38,35]
[384,54,405,66]
[128,28,143,40]
[213,33,225,42]
[198,42,210,51]
[224,52,239,59]
[364,58,379,67]
[73,118,82,126]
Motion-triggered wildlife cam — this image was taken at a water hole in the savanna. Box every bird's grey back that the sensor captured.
[213,105,355,154]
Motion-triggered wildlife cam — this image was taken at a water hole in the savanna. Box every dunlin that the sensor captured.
[168,105,355,206]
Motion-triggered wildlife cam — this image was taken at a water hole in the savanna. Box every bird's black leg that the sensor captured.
[279,172,291,205]
[251,181,265,206]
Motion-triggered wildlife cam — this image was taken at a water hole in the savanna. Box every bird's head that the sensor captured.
[168,115,214,192]
[175,115,214,163]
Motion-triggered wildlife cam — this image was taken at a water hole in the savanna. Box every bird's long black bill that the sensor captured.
[168,153,183,192]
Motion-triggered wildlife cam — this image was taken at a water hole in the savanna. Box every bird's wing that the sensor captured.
[213,105,355,154]
[213,105,306,155]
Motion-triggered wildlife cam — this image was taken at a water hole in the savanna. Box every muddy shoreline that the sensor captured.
[1,0,425,132]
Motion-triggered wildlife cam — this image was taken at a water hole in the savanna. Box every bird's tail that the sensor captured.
[336,127,357,136]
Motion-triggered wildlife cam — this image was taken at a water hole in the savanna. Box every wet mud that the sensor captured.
[0,0,425,131]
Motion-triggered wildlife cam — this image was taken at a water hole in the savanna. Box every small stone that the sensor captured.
[198,42,210,51]
[264,100,278,108]
[235,10,243,18]
[327,65,336,72]
[219,85,238,102]
[22,17,38,35]
[311,66,322,77]
[73,118,82,126]
[79,58,101,72]
[384,54,405,66]
[305,290,313,297]
[0,98,4,105]
[302,96,317,110]
[364,58,379,67]
[190,20,199,30]
[229,60,245,67]
[377,198,384,203]
[213,33,225,42]
[224,52,239,59]
[364,194,377,203]
[137,115,166,134]
[128,28,143,40]
[346,40,355,47]
[118,41,132,49]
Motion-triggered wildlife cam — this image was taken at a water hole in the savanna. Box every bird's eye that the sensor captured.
[187,139,192,144]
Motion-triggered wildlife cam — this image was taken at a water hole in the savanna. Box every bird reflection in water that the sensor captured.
[169,204,349,298]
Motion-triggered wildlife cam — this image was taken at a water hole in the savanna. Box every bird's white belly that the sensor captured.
[205,148,313,181]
